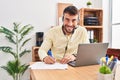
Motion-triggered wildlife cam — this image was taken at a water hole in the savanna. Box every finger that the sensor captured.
[60,57,70,64]
[65,55,76,61]
[44,56,56,64]
[60,58,65,64]
[48,56,56,64]
[65,57,71,63]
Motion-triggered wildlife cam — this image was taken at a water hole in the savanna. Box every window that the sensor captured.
[111,0,120,48]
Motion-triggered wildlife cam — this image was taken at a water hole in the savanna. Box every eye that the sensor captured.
[65,18,69,22]
[72,19,77,22]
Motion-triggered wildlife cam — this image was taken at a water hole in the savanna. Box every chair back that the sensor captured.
[107,48,120,60]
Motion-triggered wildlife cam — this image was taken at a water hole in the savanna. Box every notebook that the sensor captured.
[68,43,109,67]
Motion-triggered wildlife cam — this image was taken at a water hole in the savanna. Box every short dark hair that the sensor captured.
[63,6,78,16]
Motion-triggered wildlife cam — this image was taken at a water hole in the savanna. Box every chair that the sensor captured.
[32,46,52,62]
[107,48,120,60]
[32,46,41,62]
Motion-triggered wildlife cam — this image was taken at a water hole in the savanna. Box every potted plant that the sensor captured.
[86,1,92,8]
[98,65,113,80]
[0,22,33,80]
[98,56,114,80]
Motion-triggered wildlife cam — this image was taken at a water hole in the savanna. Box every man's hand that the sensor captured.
[60,54,76,64]
[43,56,56,64]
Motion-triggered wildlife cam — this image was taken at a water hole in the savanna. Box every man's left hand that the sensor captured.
[60,54,76,64]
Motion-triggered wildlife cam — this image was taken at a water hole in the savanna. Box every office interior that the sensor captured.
[0,0,119,80]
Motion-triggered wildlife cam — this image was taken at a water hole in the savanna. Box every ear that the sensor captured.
[62,16,64,21]
[77,15,80,22]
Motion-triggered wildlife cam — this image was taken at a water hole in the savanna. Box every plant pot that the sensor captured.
[98,73,114,80]
[87,5,92,8]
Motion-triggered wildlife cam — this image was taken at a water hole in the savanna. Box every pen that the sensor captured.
[48,50,53,57]
[108,55,114,65]
[101,57,106,66]
[106,55,109,65]
[108,57,117,71]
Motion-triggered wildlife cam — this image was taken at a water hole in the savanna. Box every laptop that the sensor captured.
[68,43,109,67]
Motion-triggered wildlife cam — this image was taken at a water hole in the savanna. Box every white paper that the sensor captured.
[29,62,68,70]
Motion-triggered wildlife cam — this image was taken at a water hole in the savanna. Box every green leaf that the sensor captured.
[0,46,17,58]
[5,35,16,44]
[1,66,15,79]
[20,38,31,50]
[19,49,31,57]
[0,60,20,79]
[21,26,33,37]
[13,22,20,33]
[19,24,31,34]
[19,25,33,42]
[99,65,112,74]
[0,46,12,52]
[18,64,29,75]
[0,26,15,36]
[18,36,24,43]
[0,23,34,79]
[87,1,92,5]
[1,59,29,79]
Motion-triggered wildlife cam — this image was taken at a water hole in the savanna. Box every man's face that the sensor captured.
[63,13,78,34]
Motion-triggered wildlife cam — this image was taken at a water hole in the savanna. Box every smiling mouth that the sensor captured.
[67,25,73,27]
[67,26,74,29]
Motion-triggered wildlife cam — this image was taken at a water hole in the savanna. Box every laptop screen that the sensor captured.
[69,43,109,67]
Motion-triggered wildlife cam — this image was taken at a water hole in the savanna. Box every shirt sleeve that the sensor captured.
[38,29,53,61]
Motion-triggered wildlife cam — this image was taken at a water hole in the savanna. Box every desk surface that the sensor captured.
[30,64,99,80]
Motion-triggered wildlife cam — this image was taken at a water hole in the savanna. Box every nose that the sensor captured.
[68,20,73,26]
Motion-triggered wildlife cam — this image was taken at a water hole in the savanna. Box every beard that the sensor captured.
[63,25,75,34]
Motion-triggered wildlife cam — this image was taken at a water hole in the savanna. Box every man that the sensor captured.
[38,6,89,64]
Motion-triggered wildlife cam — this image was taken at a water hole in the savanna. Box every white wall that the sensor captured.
[102,0,112,47]
[0,0,102,80]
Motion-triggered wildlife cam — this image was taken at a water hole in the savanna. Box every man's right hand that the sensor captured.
[43,56,56,64]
